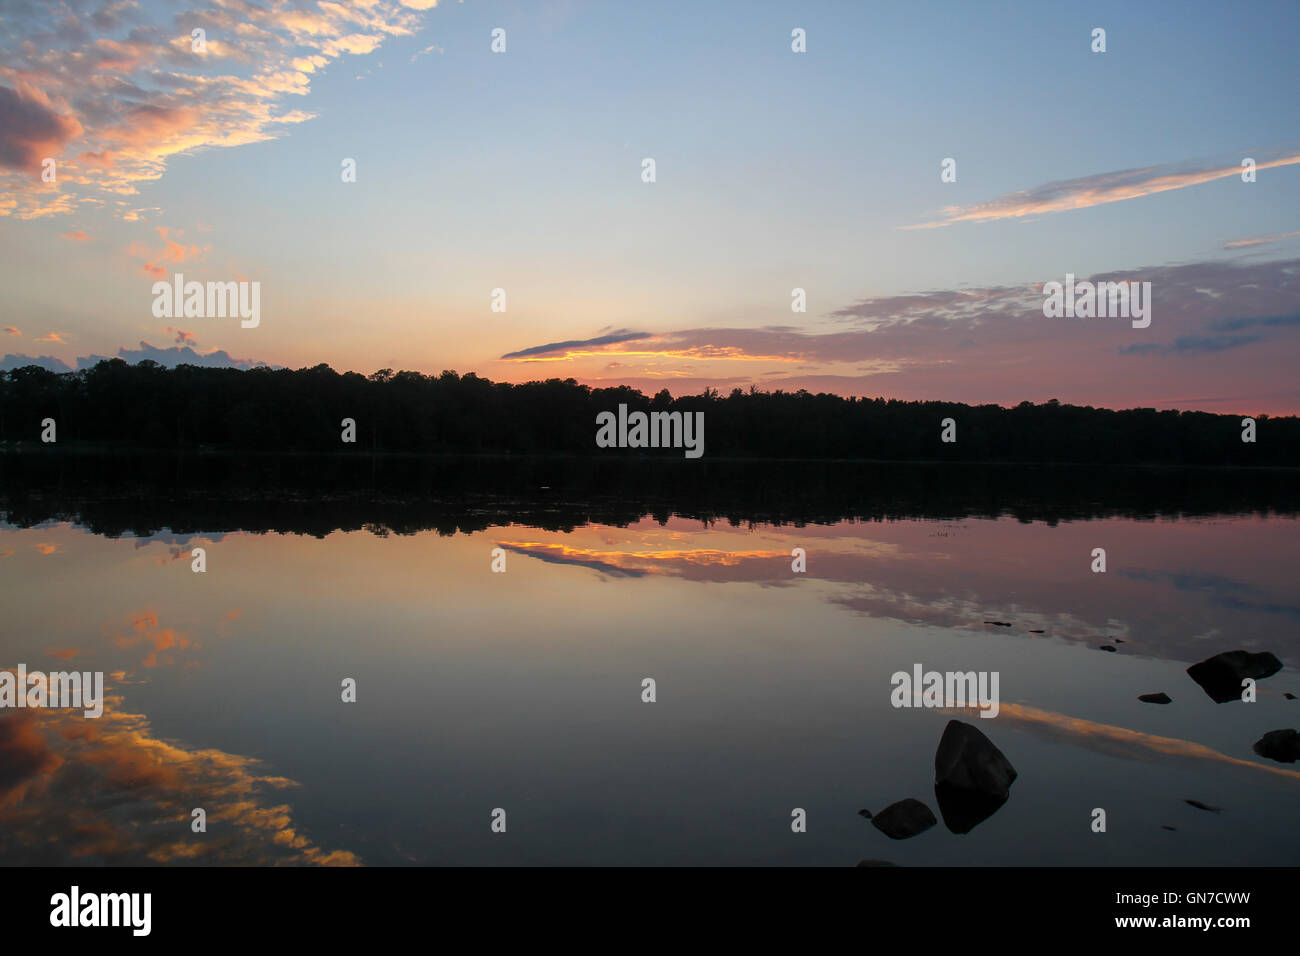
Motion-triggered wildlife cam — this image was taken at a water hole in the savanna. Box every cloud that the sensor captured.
[1,343,274,373]
[0,83,83,171]
[163,326,197,345]
[129,225,209,276]
[0,354,72,373]
[1118,334,1261,356]
[410,43,444,62]
[2,327,19,336]
[0,0,442,218]
[0,682,360,864]
[501,329,653,360]
[59,229,90,241]
[79,341,274,371]
[33,332,68,344]
[981,703,1300,782]
[907,148,1300,229]
[1224,230,1300,249]
[501,257,1300,414]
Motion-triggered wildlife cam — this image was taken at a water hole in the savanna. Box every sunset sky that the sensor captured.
[1,0,1298,412]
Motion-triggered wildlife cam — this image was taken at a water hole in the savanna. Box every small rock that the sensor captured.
[1099,644,1117,652]
[1112,638,1127,644]
[1138,692,1172,704]
[1285,693,1296,700]
[1252,729,1300,763]
[934,719,1018,834]
[857,809,873,819]
[1187,650,1283,703]
[1161,825,1177,831]
[1184,799,1222,813]
[1028,629,1044,634]
[870,798,937,840]
[983,621,1012,627]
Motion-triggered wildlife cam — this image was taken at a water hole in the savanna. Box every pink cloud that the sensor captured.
[0,1,440,218]
[907,150,1300,229]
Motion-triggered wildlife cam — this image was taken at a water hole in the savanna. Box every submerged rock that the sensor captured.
[1161,825,1177,831]
[933,719,1018,834]
[870,799,937,840]
[1187,650,1283,703]
[1138,692,1172,704]
[1184,799,1223,813]
[857,809,873,819]
[1252,729,1300,763]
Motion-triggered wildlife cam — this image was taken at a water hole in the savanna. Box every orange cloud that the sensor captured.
[59,229,90,241]
[0,1,439,218]
[907,150,1300,229]
[0,684,360,864]
[960,702,1300,782]
[1224,230,1300,249]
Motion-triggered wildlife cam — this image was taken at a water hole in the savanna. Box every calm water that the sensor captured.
[0,457,1297,865]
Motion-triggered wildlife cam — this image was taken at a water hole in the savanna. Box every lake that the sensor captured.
[1,454,1296,865]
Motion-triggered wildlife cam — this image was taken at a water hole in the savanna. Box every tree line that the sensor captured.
[1,359,1295,465]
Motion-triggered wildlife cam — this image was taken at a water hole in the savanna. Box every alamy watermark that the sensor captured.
[596,403,704,458]
[890,663,1000,719]
[152,272,260,328]
[0,664,103,718]
[1042,274,1150,328]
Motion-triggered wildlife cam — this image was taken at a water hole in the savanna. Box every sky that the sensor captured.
[1,0,1298,413]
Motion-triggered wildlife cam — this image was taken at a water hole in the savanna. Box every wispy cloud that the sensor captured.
[906,149,1300,229]
[495,258,1300,414]
[501,329,653,360]
[0,0,442,219]
[1225,230,1300,249]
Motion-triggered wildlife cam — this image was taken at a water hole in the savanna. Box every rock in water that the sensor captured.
[1098,644,1117,652]
[870,799,937,840]
[1252,729,1300,763]
[1138,692,1172,704]
[1184,799,1222,813]
[933,719,1018,834]
[1186,650,1283,703]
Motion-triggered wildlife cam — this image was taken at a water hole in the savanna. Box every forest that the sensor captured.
[1,358,1295,465]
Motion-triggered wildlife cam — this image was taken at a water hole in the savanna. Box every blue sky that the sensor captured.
[1,0,1298,410]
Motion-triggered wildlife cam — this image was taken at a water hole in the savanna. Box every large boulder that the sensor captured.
[1186,650,1283,703]
[1252,729,1300,763]
[870,798,937,840]
[933,719,1018,834]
